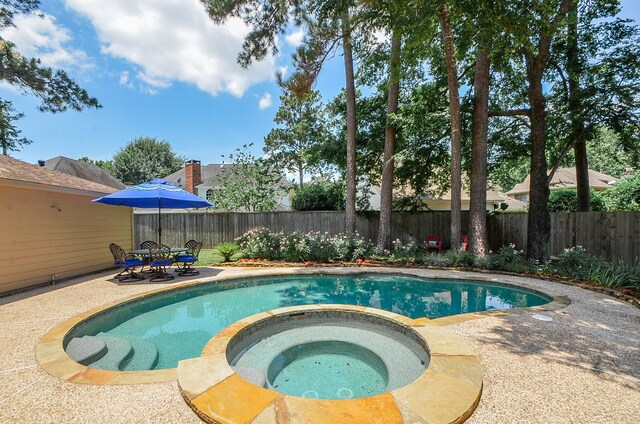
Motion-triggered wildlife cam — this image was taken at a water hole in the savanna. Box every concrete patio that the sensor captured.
[0,267,638,423]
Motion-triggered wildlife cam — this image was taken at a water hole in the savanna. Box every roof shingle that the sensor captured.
[0,155,117,194]
[43,156,126,189]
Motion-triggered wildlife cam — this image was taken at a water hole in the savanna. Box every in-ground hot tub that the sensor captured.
[226,309,430,400]
[178,305,484,424]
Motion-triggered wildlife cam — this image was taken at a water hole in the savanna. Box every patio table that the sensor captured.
[129,248,187,255]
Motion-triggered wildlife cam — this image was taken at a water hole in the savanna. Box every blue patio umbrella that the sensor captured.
[92,178,213,245]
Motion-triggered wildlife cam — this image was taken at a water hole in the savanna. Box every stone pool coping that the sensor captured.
[178,304,483,424]
[36,268,570,386]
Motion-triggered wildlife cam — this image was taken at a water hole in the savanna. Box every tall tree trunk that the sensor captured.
[469,46,490,256]
[440,2,462,250]
[567,0,589,211]
[526,71,550,261]
[343,10,357,233]
[376,30,401,252]
[525,0,572,261]
[298,162,304,189]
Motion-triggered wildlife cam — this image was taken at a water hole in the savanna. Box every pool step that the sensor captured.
[89,336,133,370]
[71,334,159,371]
[121,337,159,371]
[66,336,107,365]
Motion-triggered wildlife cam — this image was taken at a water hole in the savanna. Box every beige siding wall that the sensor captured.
[0,185,133,294]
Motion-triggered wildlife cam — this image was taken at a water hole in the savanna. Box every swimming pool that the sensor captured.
[65,274,551,371]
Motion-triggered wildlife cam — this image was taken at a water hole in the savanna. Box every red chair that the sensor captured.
[460,235,469,252]
[425,235,442,252]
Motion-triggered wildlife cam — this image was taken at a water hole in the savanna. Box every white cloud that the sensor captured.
[119,71,131,86]
[64,0,276,97]
[258,93,272,109]
[0,13,92,71]
[285,29,304,47]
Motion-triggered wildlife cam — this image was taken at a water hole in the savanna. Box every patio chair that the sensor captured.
[109,243,145,282]
[460,235,469,252]
[148,245,175,282]
[138,240,158,273]
[174,240,203,276]
[140,240,158,250]
[425,235,442,252]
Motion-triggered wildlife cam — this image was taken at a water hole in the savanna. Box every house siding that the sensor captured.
[0,185,133,294]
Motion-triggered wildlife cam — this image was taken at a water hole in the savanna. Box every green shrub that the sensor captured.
[603,173,640,211]
[419,252,454,267]
[214,242,240,262]
[333,232,375,261]
[236,228,374,262]
[291,181,344,211]
[235,227,281,259]
[486,244,527,270]
[390,239,422,260]
[553,246,591,278]
[548,189,606,212]
[584,259,634,288]
[280,232,308,262]
[445,249,476,267]
[280,231,336,262]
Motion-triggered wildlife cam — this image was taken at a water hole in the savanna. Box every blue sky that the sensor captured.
[2,0,639,165]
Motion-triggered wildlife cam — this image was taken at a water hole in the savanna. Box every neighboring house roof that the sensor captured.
[506,167,616,196]
[495,193,528,211]
[164,163,237,189]
[0,154,116,195]
[43,156,126,189]
[430,189,504,202]
[164,163,292,189]
[369,185,525,210]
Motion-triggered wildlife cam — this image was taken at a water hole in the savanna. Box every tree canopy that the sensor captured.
[263,89,328,188]
[204,0,640,257]
[0,100,30,154]
[208,144,287,212]
[110,137,184,185]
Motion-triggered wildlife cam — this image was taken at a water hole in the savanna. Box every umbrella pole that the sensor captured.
[158,201,162,245]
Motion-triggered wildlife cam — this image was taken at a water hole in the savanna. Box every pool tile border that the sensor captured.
[178,305,484,424]
[36,268,569,385]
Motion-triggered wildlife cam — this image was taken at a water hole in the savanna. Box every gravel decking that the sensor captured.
[0,267,638,423]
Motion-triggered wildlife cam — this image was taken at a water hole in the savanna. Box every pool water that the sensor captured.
[269,341,388,399]
[70,274,550,370]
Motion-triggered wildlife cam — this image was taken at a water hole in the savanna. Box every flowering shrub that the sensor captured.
[556,246,590,271]
[280,231,336,262]
[235,227,281,259]
[333,232,375,261]
[237,228,374,262]
[232,229,639,292]
[486,244,526,270]
[280,232,309,262]
[390,239,422,259]
[303,232,338,261]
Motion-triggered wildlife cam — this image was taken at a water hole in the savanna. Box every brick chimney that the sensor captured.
[184,160,202,194]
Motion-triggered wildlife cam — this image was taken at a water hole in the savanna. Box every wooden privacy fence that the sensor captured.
[134,211,639,264]
[488,211,640,264]
[134,211,469,250]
